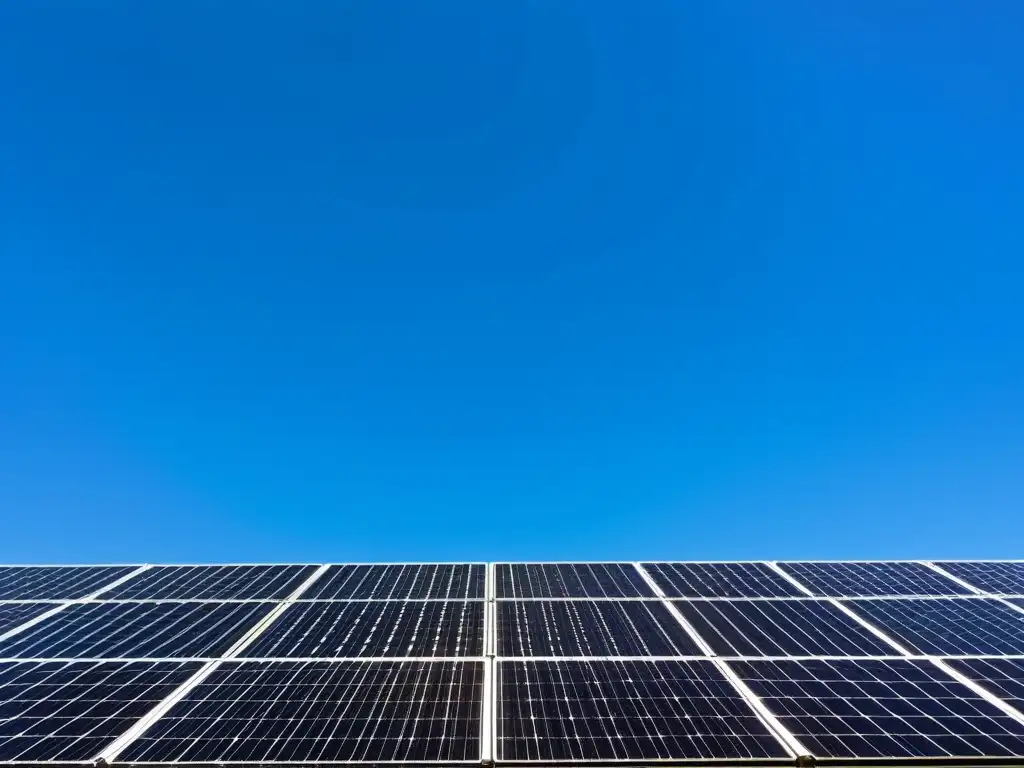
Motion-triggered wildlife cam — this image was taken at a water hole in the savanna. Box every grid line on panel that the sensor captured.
[0,566,142,601]
[241,599,485,659]
[0,603,58,636]
[497,599,703,658]
[101,564,317,600]
[777,562,971,597]
[729,658,1024,759]
[843,598,1024,656]
[116,660,484,764]
[935,562,1024,596]
[948,658,1024,713]
[495,563,655,599]
[302,563,485,600]
[674,599,899,658]
[0,601,278,660]
[0,660,202,763]
[643,563,806,598]
[496,658,792,762]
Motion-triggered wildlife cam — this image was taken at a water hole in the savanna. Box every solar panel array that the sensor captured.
[1,561,1023,765]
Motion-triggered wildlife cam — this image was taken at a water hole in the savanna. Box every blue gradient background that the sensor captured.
[1,1,1022,563]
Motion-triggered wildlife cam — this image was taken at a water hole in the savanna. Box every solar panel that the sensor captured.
[0,566,137,600]
[729,658,1024,759]
[947,658,1024,711]
[673,599,896,657]
[495,563,654,598]
[302,563,485,599]
[935,562,1024,595]
[241,600,484,658]
[497,600,702,657]
[497,659,790,761]
[6,559,1024,767]
[0,660,201,762]
[102,564,316,600]
[643,562,805,598]
[0,601,274,659]
[843,598,1024,656]
[778,561,970,597]
[0,602,54,635]
[118,660,483,764]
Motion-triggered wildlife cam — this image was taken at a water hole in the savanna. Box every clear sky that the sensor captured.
[1,1,1022,564]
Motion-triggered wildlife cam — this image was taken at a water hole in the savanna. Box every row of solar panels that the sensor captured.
[3,560,1024,600]
[4,595,1024,658]
[9,656,1024,764]
[3,561,1024,766]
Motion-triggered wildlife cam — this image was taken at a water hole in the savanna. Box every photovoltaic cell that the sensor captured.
[497,600,702,657]
[497,659,789,761]
[0,660,201,762]
[730,658,1024,759]
[0,566,137,600]
[119,660,483,764]
[947,658,1024,712]
[935,562,1024,596]
[673,599,896,657]
[843,598,1024,656]
[643,562,804,598]
[495,563,654,598]
[302,563,484,600]
[0,603,55,636]
[242,600,484,658]
[778,561,970,597]
[0,601,274,659]
[102,564,316,600]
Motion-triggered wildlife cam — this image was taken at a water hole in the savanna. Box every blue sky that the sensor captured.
[1,1,1022,564]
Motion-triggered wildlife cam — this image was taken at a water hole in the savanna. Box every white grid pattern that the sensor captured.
[240,599,484,658]
[673,599,898,657]
[496,659,792,762]
[302,564,486,600]
[0,660,202,762]
[0,561,1023,765]
[497,600,702,658]
[728,658,1024,759]
[0,566,141,601]
[948,658,1024,711]
[0,601,276,660]
[495,564,655,599]
[777,562,971,597]
[101,564,317,600]
[842,598,1024,656]
[934,561,1024,596]
[117,660,484,764]
[643,563,806,598]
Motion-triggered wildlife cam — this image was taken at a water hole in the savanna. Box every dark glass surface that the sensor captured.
[731,658,1024,758]
[845,598,1024,655]
[102,564,316,600]
[120,660,483,763]
[644,562,804,598]
[243,600,484,658]
[497,599,700,657]
[0,660,200,761]
[674,599,896,656]
[0,602,54,636]
[936,562,1024,595]
[948,658,1024,711]
[778,562,970,597]
[0,601,273,659]
[497,659,789,761]
[0,566,137,600]
[495,563,654,598]
[302,563,484,599]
